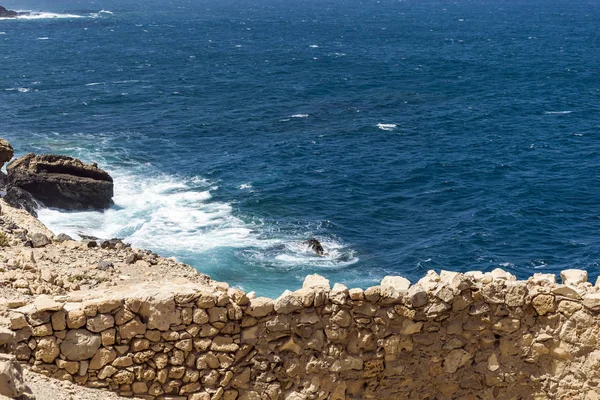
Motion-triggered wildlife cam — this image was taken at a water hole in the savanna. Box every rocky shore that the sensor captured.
[3,139,600,399]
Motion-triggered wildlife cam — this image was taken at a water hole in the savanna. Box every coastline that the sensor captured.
[3,198,600,398]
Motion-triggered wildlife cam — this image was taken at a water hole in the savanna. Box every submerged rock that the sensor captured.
[304,238,326,256]
[7,153,114,212]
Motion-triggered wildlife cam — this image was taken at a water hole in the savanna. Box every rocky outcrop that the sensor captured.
[3,187,39,217]
[0,139,13,169]
[0,6,29,18]
[6,153,114,212]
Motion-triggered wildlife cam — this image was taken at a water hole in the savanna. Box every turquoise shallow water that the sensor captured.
[1,0,600,297]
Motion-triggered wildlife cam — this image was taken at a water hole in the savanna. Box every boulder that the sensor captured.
[0,354,29,398]
[0,138,13,167]
[60,329,102,361]
[7,153,113,211]
[3,187,39,217]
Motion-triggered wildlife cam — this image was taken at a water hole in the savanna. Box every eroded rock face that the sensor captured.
[3,187,40,217]
[7,153,113,211]
[0,138,13,168]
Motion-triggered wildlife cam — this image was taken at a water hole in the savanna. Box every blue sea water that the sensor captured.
[1,0,600,297]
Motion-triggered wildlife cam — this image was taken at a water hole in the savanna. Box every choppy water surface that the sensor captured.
[2,0,600,296]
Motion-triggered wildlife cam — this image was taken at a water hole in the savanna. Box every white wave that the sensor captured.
[377,123,397,131]
[37,169,274,255]
[35,155,357,274]
[37,37,49,40]
[13,12,84,19]
[85,82,103,86]
[272,238,358,268]
[291,114,308,118]
[309,44,319,48]
[0,32,6,35]
[99,10,113,14]
[544,111,572,115]
[5,88,31,93]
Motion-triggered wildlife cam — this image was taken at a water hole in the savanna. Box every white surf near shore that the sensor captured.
[37,164,357,271]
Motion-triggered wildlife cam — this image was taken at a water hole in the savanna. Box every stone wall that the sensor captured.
[5,268,600,400]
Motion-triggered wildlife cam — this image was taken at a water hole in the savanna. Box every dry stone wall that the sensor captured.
[5,268,600,399]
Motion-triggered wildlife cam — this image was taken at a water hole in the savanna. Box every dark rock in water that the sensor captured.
[4,187,40,217]
[86,240,97,248]
[304,238,326,256]
[55,233,73,243]
[7,153,114,211]
[0,6,29,18]
[30,233,50,248]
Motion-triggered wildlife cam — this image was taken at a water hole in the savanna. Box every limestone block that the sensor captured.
[274,290,304,314]
[443,349,472,373]
[417,270,440,291]
[531,273,557,285]
[34,295,62,312]
[491,318,521,334]
[89,348,117,370]
[60,329,102,361]
[228,288,250,306]
[56,359,79,375]
[8,313,28,330]
[208,307,228,323]
[246,297,274,317]
[112,355,133,367]
[551,285,585,300]
[381,275,410,291]
[101,329,116,346]
[35,336,60,363]
[349,288,365,301]
[86,313,115,333]
[51,310,67,331]
[561,269,588,285]
[112,370,135,385]
[490,268,516,281]
[32,323,52,337]
[583,292,600,310]
[408,284,428,308]
[66,309,86,329]
[115,307,136,325]
[138,295,181,331]
[194,293,216,310]
[95,298,122,314]
[504,282,526,307]
[433,284,454,303]
[532,294,555,316]
[330,283,349,305]
[118,317,147,340]
[303,274,330,290]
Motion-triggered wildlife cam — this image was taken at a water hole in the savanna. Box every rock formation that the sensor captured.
[6,153,114,212]
[0,139,13,169]
[0,6,29,18]
[0,138,13,192]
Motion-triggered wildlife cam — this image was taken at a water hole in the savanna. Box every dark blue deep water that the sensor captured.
[2,0,600,297]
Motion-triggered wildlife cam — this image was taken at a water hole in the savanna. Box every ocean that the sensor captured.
[1,0,600,297]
